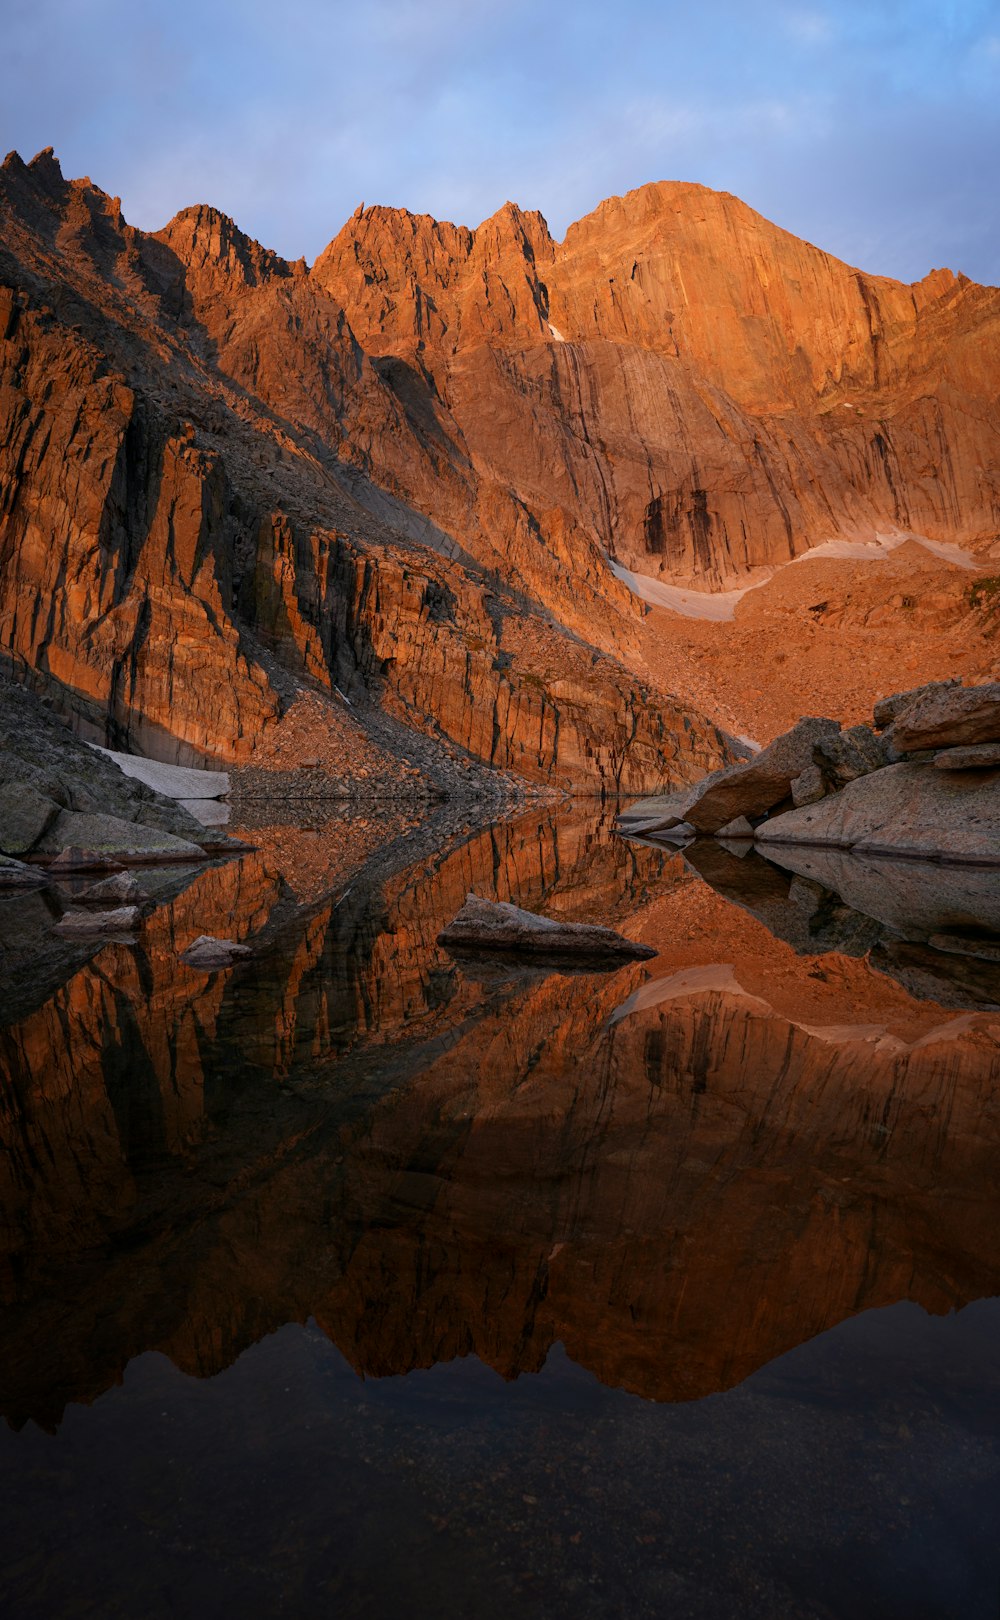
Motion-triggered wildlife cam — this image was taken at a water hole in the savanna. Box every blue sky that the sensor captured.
[4,0,999,283]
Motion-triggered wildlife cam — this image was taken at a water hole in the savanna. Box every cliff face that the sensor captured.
[0,150,733,786]
[2,149,998,778]
[318,181,1000,586]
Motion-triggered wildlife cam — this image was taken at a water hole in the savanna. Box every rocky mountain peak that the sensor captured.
[155,203,293,289]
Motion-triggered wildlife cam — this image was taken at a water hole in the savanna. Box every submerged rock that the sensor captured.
[181,935,252,968]
[74,871,144,906]
[47,847,126,874]
[438,893,656,961]
[53,905,142,936]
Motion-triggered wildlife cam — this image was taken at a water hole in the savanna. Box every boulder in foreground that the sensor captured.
[438,894,656,961]
[887,682,1000,753]
[756,762,1000,865]
[616,718,841,838]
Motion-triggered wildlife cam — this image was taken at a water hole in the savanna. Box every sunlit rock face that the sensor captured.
[317,181,1000,588]
[2,809,999,1430]
[0,152,734,791]
[5,152,1000,779]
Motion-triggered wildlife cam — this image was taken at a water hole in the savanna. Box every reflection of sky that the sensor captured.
[4,0,999,283]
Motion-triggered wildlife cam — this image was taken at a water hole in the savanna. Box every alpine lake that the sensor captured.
[2,800,1000,1620]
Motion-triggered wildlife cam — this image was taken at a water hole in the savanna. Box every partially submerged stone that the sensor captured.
[887,682,1000,753]
[635,821,696,846]
[48,847,127,874]
[756,762,1000,865]
[181,935,252,968]
[53,905,142,936]
[934,744,1000,772]
[438,893,656,961]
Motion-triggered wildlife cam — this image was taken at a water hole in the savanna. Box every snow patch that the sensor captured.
[610,527,978,621]
[91,745,230,801]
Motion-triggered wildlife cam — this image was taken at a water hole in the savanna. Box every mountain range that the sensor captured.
[1,147,997,791]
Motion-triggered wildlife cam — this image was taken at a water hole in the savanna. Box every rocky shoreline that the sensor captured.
[617,679,1000,867]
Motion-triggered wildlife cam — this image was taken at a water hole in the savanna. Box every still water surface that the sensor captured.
[1,807,999,1618]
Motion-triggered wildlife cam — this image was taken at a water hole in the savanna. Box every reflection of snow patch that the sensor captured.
[611,965,984,1053]
[548,322,567,343]
[609,527,977,621]
[610,964,769,1023]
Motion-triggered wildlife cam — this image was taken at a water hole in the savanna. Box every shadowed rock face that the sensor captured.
[2,808,999,1429]
[0,151,734,792]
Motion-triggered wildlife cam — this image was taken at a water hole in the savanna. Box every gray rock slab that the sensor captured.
[0,781,60,854]
[92,746,230,800]
[34,810,208,864]
[934,744,1000,772]
[888,682,1000,752]
[438,893,657,961]
[755,762,1000,865]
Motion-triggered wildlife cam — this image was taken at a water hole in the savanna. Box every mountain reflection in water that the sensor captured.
[1,806,1000,1617]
